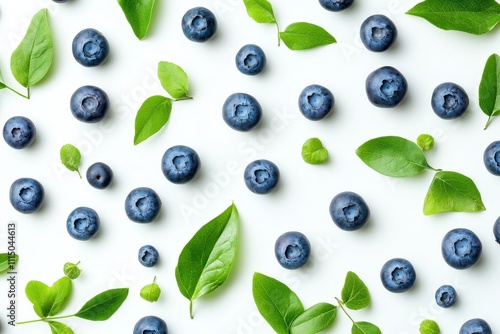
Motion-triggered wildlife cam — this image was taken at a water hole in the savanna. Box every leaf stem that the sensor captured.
[189,300,194,319]
[6,85,29,99]
[174,96,193,101]
[76,168,82,179]
[276,23,281,46]
[335,297,356,324]
[17,313,75,325]
[484,115,494,130]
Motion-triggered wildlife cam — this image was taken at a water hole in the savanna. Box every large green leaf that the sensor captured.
[280,22,336,50]
[117,0,156,40]
[74,288,128,321]
[479,54,500,129]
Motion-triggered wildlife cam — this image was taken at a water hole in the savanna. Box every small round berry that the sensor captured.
[360,14,397,52]
[86,162,113,189]
[244,159,280,194]
[235,44,266,76]
[318,0,354,12]
[9,178,45,214]
[70,85,110,123]
[483,140,500,175]
[380,258,416,293]
[161,145,200,184]
[222,93,262,131]
[365,66,407,108]
[66,207,100,240]
[3,116,36,149]
[181,7,217,43]
[125,187,162,223]
[435,285,457,308]
[275,231,311,270]
[431,82,469,119]
[138,245,160,267]
[459,318,492,334]
[72,28,109,67]
[329,191,370,231]
[441,228,482,270]
[133,315,168,334]
[298,84,334,121]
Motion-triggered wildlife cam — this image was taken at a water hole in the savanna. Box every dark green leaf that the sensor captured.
[75,288,129,321]
[157,61,190,100]
[243,0,277,24]
[417,134,434,151]
[302,138,328,164]
[290,303,336,334]
[406,0,500,35]
[352,321,382,334]
[60,144,81,178]
[63,262,81,280]
[133,95,172,145]
[479,53,500,129]
[0,253,18,274]
[252,272,304,334]
[356,136,432,177]
[10,8,53,87]
[340,271,370,310]
[48,321,75,334]
[420,319,440,334]
[25,277,72,318]
[140,277,161,302]
[279,22,336,50]
[423,171,485,215]
[117,0,156,40]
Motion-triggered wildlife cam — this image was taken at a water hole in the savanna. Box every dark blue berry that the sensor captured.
[161,145,200,184]
[70,85,109,123]
[244,159,279,194]
[360,14,397,52]
[181,7,217,43]
[133,315,168,334]
[235,44,266,76]
[365,66,407,108]
[66,207,100,240]
[275,231,311,269]
[86,162,113,189]
[329,191,370,231]
[483,140,500,175]
[222,93,262,131]
[431,82,469,119]
[459,319,492,334]
[298,84,334,121]
[435,285,457,308]
[138,245,159,267]
[441,228,482,270]
[318,0,354,12]
[380,258,416,293]
[72,28,109,67]
[125,187,162,223]
[9,178,44,214]
[3,116,36,149]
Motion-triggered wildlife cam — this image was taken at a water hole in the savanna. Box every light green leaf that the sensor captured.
[352,321,382,334]
[417,134,435,151]
[117,0,156,40]
[290,302,336,334]
[140,277,161,302]
[133,95,172,145]
[479,53,500,129]
[63,262,81,280]
[74,288,129,321]
[302,138,328,164]
[340,271,370,310]
[420,319,440,334]
[423,171,486,215]
[25,277,72,318]
[0,253,18,274]
[48,321,75,334]
[157,61,190,100]
[47,277,72,316]
[60,144,82,178]
[279,22,336,50]
[243,0,277,24]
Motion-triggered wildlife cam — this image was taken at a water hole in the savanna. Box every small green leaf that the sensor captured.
[243,0,277,24]
[290,302,337,334]
[352,321,382,334]
[48,321,75,334]
[63,261,81,280]
[140,277,161,302]
[74,288,129,321]
[356,136,433,177]
[302,138,328,164]
[252,272,304,334]
[25,277,72,318]
[133,95,172,145]
[479,53,500,129]
[340,271,370,310]
[423,171,486,215]
[47,277,72,316]
[60,144,82,178]
[0,253,18,274]
[420,319,440,334]
[157,61,190,100]
[417,134,435,151]
[10,8,53,88]
[117,0,156,40]
[279,22,336,50]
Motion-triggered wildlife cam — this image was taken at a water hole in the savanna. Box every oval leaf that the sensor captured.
[302,138,328,164]
[356,136,431,177]
[10,8,53,87]
[0,253,18,274]
[48,276,72,316]
[352,321,382,334]
[63,262,82,280]
[423,171,486,215]
[243,0,277,24]
[60,144,82,178]
[75,288,129,321]
[140,279,161,303]
[25,280,51,318]
[175,203,239,318]
[279,22,336,50]
[340,271,370,310]
[157,61,190,100]
[117,0,156,40]
[290,302,337,334]
[133,95,172,145]
[479,53,500,129]
[406,0,500,35]
[420,319,440,334]
[252,272,304,334]
[49,321,75,334]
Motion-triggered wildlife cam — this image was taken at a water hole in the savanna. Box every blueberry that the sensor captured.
[483,140,500,175]
[235,44,266,76]
[435,285,457,308]
[318,0,353,12]
[133,315,168,334]
[52,0,69,2]
[329,191,370,231]
[365,66,407,108]
[275,231,311,270]
[431,82,469,119]
[181,7,217,43]
[3,116,36,149]
[66,207,100,240]
[298,84,334,121]
[360,14,397,52]
[222,93,262,131]
[70,85,109,123]
[9,178,44,214]
[125,187,161,223]
[459,318,492,334]
[161,145,200,184]
[86,162,113,189]
[494,216,500,243]
[72,28,109,67]
[441,228,482,270]
[244,159,279,194]
[138,245,159,267]
[380,258,416,293]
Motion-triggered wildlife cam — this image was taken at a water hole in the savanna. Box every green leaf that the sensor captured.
[175,203,239,318]
[423,171,486,215]
[243,0,277,24]
[302,138,328,164]
[63,262,81,280]
[406,0,500,35]
[0,68,7,89]
[10,8,53,88]
[157,61,190,100]
[60,144,82,178]
[355,136,433,177]
[340,271,370,310]
[279,22,336,50]
[417,134,435,151]
[133,95,172,145]
[290,303,337,334]
[479,53,500,129]
[420,319,440,334]
[140,277,161,302]
[117,0,156,40]
[74,288,129,321]
[48,321,75,334]
[352,321,382,334]
[47,277,72,316]
[252,272,304,334]
[25,277,72,318]
[0,253,18,274]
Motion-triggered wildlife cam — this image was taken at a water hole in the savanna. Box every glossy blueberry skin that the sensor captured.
[244,159,279,195]
[235,44,266,76]
[9,178,44,214]
[72,28,109,67]
[365,66,407,108]
[3,116,36,149]
[125,187,161,223]
[66,207,100,240]
[298,84,334,121]
[70,85,109,123]
[494,216,500,243]
[133,315,168,334]
[222,93,262,131]
[435,285,457,308]
[459,319,492,334]
[138,245,160,267]
[318,0,353,12]
[441,228,482,270]
[86,162,113,189]
[360,15,397,52]
[483,141,500,175]
[161,145,200,184]
[181,7,217,43]
[275,231,311,270]
[431,82,469,119]
[380,258,416,293]
[329,191,370,231]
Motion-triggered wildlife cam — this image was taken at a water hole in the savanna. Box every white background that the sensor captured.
[1,0,500,333]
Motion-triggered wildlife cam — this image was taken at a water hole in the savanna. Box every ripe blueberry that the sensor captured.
[360,14,397,52]
[161,145,200,184]
[380,258,416,293]
[244,159,279,194]
[3,116,36,149]
[72,28,109,67]
[275,231,311,269]
[435,285,457,308]
[298,84,334,121]
[494,216,500,243]
[318,0,353,12]
[9,178,44,214]
[86,162,113,189]
[459,319,492,334]
[329,191,370,231]
[222,93,262,131]
[133,315,168,334]
[483,140,500,175]
[125,187,162,223]
[70,85,109,123]
[235,44,266,76]
[181,7,217,43]
[365,66,407,108]
[138,245,159,267]
[66,207,100,240]
[431,82,469,119]
[441,228,482,270]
